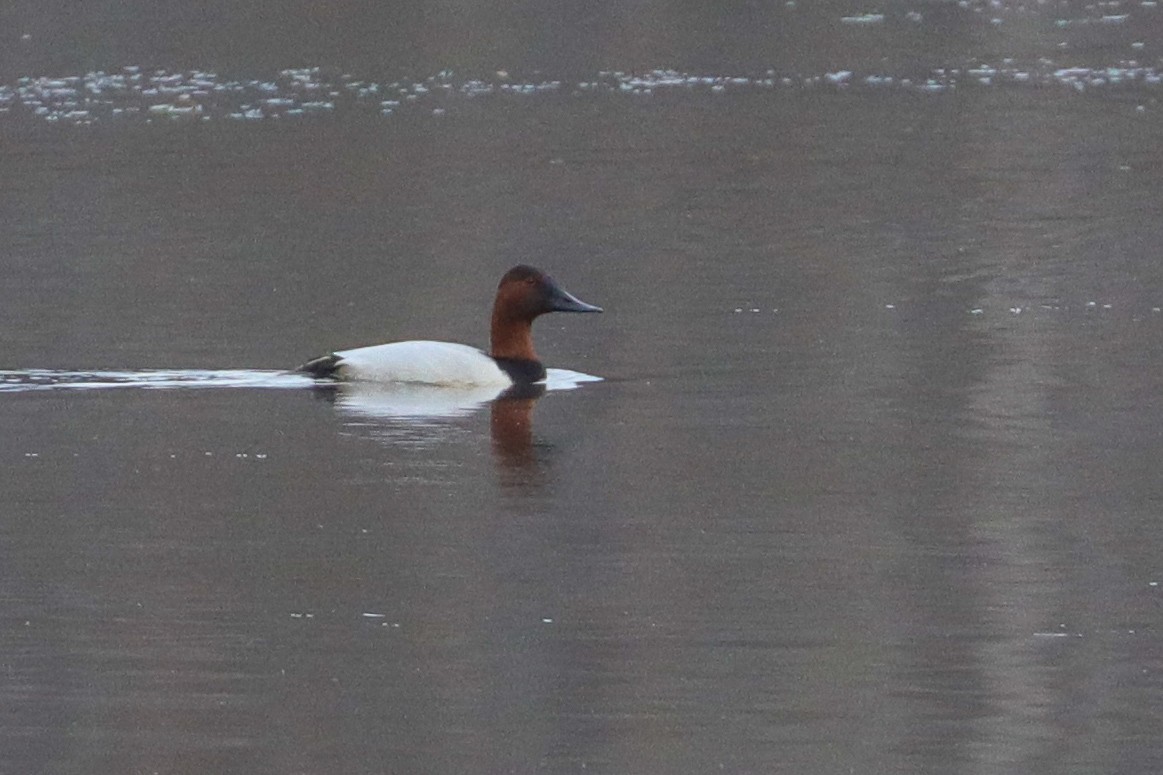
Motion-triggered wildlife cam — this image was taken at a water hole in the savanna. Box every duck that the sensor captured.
[297,265,602,386]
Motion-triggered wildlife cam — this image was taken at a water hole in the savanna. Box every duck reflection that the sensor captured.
[489,382,547,475]
[315,381,548,477]
[327,381,508,422]
[314,369,598,482]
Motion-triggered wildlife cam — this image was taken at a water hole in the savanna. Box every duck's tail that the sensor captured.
[297,353,344,378]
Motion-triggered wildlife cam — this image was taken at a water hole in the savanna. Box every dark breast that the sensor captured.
[492,357,546,384]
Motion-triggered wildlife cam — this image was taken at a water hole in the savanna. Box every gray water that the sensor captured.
[4,2,1163,773]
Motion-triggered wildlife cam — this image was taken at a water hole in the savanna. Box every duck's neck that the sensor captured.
[490,312,538,363]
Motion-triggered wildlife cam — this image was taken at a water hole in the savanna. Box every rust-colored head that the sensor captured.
[489,265,602,362]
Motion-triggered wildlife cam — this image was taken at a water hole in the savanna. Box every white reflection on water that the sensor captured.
[333,381,508,420]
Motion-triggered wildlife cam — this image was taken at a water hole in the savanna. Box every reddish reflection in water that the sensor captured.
[491,388,543,472]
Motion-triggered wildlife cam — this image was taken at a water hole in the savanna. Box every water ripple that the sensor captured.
[0,369,313,392]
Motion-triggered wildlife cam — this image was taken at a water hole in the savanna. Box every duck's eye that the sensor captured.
[524,277,536,285]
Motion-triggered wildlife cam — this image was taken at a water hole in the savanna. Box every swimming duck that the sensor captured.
[298,265,602,385]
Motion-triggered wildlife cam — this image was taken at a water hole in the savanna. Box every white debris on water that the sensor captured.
[841,13,886,24]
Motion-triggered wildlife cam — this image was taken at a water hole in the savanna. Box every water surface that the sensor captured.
[3,2,1163,773]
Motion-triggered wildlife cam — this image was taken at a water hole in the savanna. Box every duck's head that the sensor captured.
[490,265,601,363]
[493,265,603,320]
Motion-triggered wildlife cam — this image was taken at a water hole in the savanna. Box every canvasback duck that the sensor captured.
[297,265,602,385]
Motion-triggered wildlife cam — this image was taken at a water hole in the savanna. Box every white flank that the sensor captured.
[333,340,512,386]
